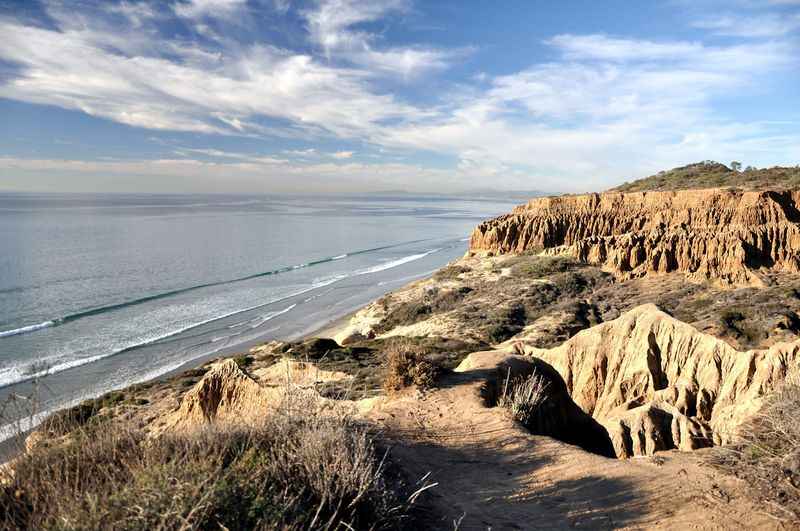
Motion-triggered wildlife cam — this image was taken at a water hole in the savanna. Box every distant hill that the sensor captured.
[612,161,800,192]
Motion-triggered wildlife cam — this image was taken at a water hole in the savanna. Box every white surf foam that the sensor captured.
[355,249,440,276]
[0,320,56,338]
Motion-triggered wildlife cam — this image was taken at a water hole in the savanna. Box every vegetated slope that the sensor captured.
[469,188,800,286]
[612,161,800,192]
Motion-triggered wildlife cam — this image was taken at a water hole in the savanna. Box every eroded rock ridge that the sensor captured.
[470,189,800,285]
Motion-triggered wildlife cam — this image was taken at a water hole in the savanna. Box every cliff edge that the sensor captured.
[470,188,800,286]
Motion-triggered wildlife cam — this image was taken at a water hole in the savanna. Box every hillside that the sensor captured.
[613,161,800,192]
[5,163,800,528]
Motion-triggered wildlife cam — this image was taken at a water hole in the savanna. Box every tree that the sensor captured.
[731,161,742,172]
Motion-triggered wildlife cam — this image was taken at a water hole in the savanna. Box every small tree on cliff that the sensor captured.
[730,161,742,172]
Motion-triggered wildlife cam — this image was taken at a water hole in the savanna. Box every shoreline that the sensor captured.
[155,305,356,382]
[0,259,450,466]
[0,287,364,466]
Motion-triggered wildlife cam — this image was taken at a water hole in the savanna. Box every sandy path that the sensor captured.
[369,350,781,530]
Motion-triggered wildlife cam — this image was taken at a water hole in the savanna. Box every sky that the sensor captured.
[0,0,798,194]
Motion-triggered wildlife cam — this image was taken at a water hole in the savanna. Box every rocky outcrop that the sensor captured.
[469,189,800,285]
[162,359,373,433]
[165,359,282,430]
[517,304,800,457]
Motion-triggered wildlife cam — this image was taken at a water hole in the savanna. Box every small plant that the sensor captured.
[383,342,442,393]
[497,369,549,425]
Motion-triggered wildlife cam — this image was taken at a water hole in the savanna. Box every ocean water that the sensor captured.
[0,192,514,440]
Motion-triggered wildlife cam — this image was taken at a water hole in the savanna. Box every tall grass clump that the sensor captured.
[497,369,549,425]
[1,410,416,530]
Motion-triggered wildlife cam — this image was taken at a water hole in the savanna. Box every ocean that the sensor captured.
[0,191,514,440]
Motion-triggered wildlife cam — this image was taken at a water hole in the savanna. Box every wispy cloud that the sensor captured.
[693,12,800,37]
[0,0,797,192]
[374,33,800,189]
[0,155,464,193]
[0,7,422,138]
[302,0,461,77]
[174,0,248,20]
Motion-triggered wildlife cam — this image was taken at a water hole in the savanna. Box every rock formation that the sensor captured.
[164,359,282,430]
[162,358,371,433]
[469,189,800,285]
[517,304,800,457]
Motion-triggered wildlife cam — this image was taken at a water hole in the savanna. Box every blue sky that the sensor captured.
[0,0,798,193]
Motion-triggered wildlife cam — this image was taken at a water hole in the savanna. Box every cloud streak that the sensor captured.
[0,0,798,192]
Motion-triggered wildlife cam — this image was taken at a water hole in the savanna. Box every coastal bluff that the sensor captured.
[469,188,800,286]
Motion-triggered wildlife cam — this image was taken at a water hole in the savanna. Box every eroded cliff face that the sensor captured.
[160,359,371,433]
[469,189,800,285]
[518,305,800,458]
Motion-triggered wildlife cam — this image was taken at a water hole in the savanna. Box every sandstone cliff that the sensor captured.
[469,189,800,285]
[518,304,800,457]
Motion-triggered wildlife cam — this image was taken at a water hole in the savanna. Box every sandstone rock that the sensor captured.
[519,304,800,457]
[162,358,371,433]
[469,189,800,286]
[165,359,281,430]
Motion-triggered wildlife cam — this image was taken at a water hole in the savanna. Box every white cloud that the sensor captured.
[0,3,798,192]
[302,0,458,77]
[174,0,248,19]
[0,156,466,193]
[547,34,702,62]
[693,13,800,37]
[0,17,423,138]
[372,33,800,189]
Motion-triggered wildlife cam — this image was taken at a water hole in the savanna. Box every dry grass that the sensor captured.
[497,369,549,425]
[383,341,442,394]
[710,380,800,522]
[1,408,416,530]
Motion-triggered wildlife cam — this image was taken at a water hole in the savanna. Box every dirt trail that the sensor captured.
[369,350,781,530]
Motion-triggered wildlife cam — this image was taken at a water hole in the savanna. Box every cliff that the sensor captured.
[518,304,800,457]
[469,188,800,285]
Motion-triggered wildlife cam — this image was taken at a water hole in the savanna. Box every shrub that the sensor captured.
[483,303,527,344]
[433,265,471,281]
[710,380,800,521]
[1,411,415,530]
[497,369,549,425]
[510,256,579,279]
[233,354,255,368]
[719,308,763,346]
[376,287,472,333]
[383,342,442,393]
